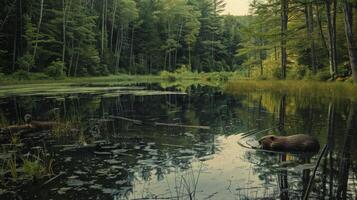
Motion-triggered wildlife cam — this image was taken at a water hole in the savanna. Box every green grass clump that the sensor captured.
[23,159,46,180]
[225,80,357,100]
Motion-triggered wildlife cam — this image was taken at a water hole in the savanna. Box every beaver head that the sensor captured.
[258,135,277,150]
[24,114,32,124]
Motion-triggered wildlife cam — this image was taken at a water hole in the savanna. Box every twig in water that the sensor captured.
[303,144,328,200]
[42,172,65,186]
[110,115,210,130]
[109,115,142,125]
[241,125,280,140]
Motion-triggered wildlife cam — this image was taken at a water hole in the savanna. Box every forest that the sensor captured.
[0,0,357,83]
[2,1,357,199]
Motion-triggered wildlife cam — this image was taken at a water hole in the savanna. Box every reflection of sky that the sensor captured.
[129,135,276,199]
[222,0,251,16]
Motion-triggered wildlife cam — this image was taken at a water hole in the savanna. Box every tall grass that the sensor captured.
[0,74,163,86]
[225,80,357,100]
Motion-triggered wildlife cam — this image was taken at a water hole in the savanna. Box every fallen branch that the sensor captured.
[241,125,281,139]
[42,172,65,186]
[109,115,142,125]
[303,144,328,200]
[154,122,210,130]
[109,115,210,130]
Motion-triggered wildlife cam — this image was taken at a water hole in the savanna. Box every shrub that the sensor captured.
[12,70,30,80]
[23,159,45,180]
[17,54,34,71]
[314,70,331,81]
[46,60,65,79]
[288,65,308,80]
[0,73,5,80]
[160,70,176,82]
[271,67,281,79]
[30,73,49,80]
[174,65,191,74]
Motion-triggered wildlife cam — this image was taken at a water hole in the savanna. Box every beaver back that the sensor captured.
[259,134,320,152]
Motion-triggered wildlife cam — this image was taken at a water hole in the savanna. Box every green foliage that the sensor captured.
[23,159,46,180]
[314,71,332,81]
[288,65,309,80]
[160,70,176,82]
[7,154,18,180]
[13,70,31,80]
[30,73,50,80]
[17,54,34,72]
[46,61,65,79]
[0,0,353,81]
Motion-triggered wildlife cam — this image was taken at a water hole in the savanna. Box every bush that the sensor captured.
[160,70,176,82]
[17,54,34,71]
[288,65,308,80]
[23,159,45,180]
[314,71,331,81]
[12,70,30,80]
[46,61,65,79]
[30,73,49,80]
[271,67,281,79]
[174,65,191,74]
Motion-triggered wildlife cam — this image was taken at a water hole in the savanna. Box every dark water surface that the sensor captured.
[0,83,356,200]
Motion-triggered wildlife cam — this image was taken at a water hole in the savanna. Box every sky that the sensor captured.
[222,0,251,16]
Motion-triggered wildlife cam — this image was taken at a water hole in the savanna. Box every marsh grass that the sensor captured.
[0,74,163,86]
[225,80,357,100]
[7,154,17,181]
[0,113,9,128]
[165,164,203,200]
[0,145,54,184]
[22,151,54,181]
[52,120,76,137]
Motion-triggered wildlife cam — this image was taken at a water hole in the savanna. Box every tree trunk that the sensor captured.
[280,0,288,79]
[316,4,329,51]
[101,0,106,56]
[115,25,123,73]
[62,0,71,75]
[33,0,44,60]
[110,0,117,51]
[67,38,74,76]
[129,24,135,70]
[326,0,338,79]
[306,2,316,74]
[343,0,357,83]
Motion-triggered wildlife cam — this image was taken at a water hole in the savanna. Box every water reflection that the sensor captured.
[0,84,356,199]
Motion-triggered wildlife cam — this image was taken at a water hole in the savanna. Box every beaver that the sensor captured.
[258,134,320,152]
[0,114,59,136]
[24,114,58,131]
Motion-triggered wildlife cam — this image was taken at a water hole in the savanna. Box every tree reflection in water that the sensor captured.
[0,85,356,199]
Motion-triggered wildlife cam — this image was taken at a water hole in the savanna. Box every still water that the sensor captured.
[0,83,356,200]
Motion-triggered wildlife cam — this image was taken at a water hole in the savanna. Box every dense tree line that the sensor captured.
[240,0,357,83]
[0,0,244,78]
[0,0,356,83]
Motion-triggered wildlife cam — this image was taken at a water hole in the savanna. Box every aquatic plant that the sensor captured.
[165,164,203,200]
[22,147,54,181]
[0,113,9,128]
[23,159,46,180]
[7,154,18,181]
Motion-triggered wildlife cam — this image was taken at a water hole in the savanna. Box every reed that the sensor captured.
[225,80,357,100]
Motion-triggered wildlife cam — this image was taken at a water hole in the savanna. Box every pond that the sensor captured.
[0,82,356,200]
